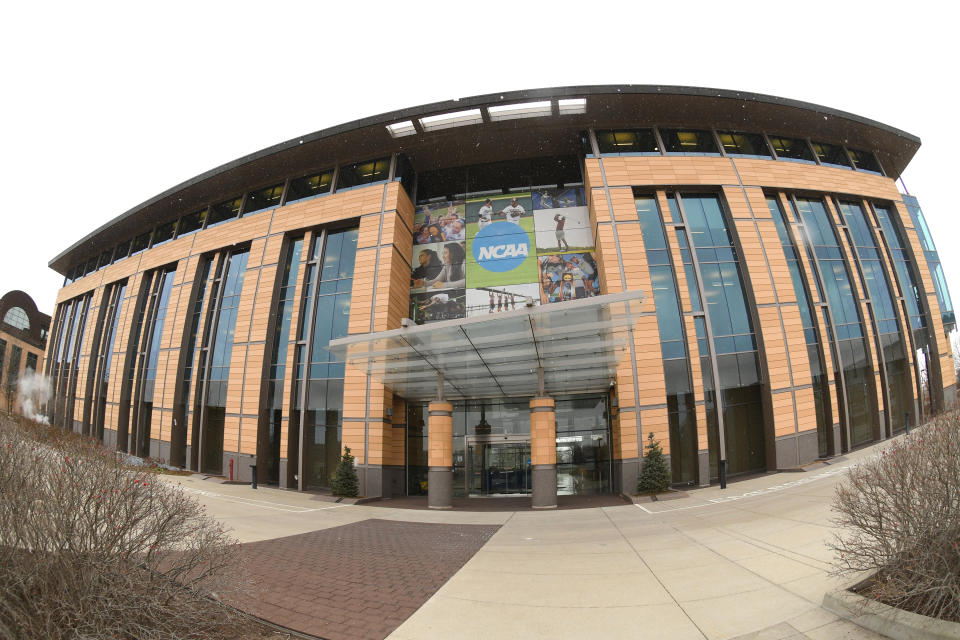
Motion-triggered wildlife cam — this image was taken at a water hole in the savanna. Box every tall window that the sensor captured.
[291,227,358,489]
[671,194,765,478]
[903,195,954,334]
[131,268,175,457]
[262,237,304,484]
[196,249,249,474]
[875,204,934,420]
[838,201,912,433]
[90,281,126,442]
[635,194,697,484]
[767,196,831,455]
[792,197,878,448]
[176,257,212,469]
[51,295,91,431]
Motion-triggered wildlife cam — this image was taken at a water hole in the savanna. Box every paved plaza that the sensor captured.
[168,442,894,640]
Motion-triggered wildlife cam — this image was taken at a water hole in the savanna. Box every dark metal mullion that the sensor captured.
[761,133,779,160]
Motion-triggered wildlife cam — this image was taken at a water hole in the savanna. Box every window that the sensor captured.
[848,149,883,175]
[131,231,151,255]
[26,353,37,372]
[243,183,284,216]
[97,250,113,269]
[131,268,175,458]
[3,306,30,331]
[660,129,720,155]
[151,220,177,247]
[287,170,334,203]
[768,135,816,163]
[207,196,243,227]
[291,227,358,489]
[336,157,390,190]
[177,209,207,236]
[595,129,659,155]
[811,142,852,169]
[717,132,771,158]
[113,239,131,262]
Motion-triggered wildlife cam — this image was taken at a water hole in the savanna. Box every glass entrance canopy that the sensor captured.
[327,290,645,400]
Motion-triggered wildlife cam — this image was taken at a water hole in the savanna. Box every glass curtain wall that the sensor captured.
[291,228,357,490]
[90,281,126,442]
[635,194,697,484]
[875,204,933,422]
[131,268,175,458]
[263,236,304,483]
[792,197,878,448]
[671,194,765,478]
[197,249,249,473]
[838,201,913,433]
[766,197,831,455]
[903,195,955,334]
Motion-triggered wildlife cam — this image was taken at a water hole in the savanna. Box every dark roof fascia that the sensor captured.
[49,84,920,272]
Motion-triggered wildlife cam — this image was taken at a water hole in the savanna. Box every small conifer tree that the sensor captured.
[637,432,671,494]
[331,446,359,497]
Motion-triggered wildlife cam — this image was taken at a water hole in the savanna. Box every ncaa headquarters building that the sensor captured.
[46,86,956,508]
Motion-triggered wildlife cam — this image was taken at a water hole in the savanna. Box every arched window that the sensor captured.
[3,307,29,331]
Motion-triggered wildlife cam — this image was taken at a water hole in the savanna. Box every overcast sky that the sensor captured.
[2,2,956,319]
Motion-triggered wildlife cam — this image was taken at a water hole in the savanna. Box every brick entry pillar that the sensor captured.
[530,396,557,509]
[427,401,453,509]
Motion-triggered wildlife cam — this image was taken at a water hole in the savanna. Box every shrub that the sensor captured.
[330,446,359,497]
[637,432,671,494]
[0,415,260,639]
[830,411,960,622]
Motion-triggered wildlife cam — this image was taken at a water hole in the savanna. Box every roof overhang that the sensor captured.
[328,290,645,401]
[50,84,922,275]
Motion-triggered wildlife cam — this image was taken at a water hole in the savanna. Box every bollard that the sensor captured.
[905,412,910,436]
[719,459,727,490]
[229,458,234,482]
[250,464,257,489]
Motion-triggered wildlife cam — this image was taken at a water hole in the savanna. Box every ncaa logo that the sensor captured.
[472,222,529,272]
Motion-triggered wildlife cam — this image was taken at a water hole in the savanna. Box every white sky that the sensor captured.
[1,1,956,318]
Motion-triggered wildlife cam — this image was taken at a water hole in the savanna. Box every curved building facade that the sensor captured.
[46,86,956,505]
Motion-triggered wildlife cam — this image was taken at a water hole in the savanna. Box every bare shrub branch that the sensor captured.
[0,414,274,639]
[830,411,960,622]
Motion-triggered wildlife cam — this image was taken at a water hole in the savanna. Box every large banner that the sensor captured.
[410,187,598,324]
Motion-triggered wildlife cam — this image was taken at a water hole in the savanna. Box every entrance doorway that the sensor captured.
[466,436,531,496]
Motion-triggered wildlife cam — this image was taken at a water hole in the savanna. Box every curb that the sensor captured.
[822,576,960,640]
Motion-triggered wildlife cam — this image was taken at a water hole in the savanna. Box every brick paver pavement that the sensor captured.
[226,518,500,640]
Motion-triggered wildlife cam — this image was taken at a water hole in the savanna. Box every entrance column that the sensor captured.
[427,400,454,509]
[530,396,557,509]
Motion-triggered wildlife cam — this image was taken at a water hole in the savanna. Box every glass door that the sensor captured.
[466,436,531,496]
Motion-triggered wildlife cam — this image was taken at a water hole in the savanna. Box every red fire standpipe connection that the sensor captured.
[229,458,234,482]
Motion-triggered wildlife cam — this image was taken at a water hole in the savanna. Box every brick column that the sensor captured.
[427,401,453,509]
[530,396,557,509]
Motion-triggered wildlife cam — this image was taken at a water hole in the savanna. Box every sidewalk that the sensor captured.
[167,441,896,639]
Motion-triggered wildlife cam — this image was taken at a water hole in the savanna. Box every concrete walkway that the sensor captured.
[166,442,894,639]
